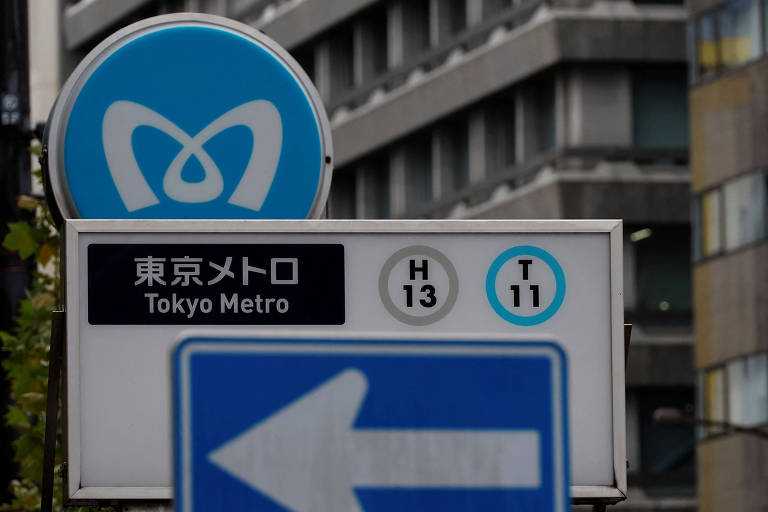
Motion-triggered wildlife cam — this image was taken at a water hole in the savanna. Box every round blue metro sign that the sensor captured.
[45,14,333,220]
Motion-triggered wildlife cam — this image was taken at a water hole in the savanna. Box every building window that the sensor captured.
[533,75,555,153]
[354,5,389,85]
[482,0,512,20]
[765,0,768,54]
[328,171,356,219]
[696,15,719,78]
[363,156,390,219]
[718,0,760,68]
[403,1,431,57]
[700,352,768,439]
[723,172,766,250]
[631,226,692,327]
[727,353,768,427]
[441,118,470,193]
[486,95,516,174]
[292,45,315,85]
[634,388,695,491]
[405,134,434,211]
[689,0,762,82]
[329,25,355,100]
[703,367,726,436]
[693,169,768,261]
[632,67,689,149]
[700,189,723,257]
[367,6,389,78]
[437,0,467,42]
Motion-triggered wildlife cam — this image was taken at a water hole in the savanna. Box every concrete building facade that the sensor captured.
[687,0,768,509]
[44,0,698,509]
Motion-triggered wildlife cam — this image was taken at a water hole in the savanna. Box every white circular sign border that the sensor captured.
[44,13,334,221]
[378,245,460,326]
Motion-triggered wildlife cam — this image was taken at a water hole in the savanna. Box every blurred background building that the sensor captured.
[0,0,32,503]
[21,0,704,509]
[687,0,768,509]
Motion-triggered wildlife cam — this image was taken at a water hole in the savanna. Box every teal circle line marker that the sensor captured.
[485,245,566,326]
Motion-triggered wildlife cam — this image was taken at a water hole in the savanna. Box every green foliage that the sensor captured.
[0,189,61,511]
[0,188,62,512]
[0,145,107,512]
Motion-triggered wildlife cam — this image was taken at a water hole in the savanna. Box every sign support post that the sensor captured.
[41,311,65,512]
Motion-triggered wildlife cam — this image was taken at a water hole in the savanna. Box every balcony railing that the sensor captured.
[327,0,549,113]
[399,146,689,219]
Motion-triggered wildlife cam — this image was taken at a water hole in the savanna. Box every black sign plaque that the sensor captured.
[87,244,345,325]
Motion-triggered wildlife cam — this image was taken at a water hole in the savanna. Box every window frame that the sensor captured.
[692,168,768,263]
[699,351,768,440]
[689,0,768,84]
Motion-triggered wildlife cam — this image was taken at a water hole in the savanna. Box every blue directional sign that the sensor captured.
[173,336,570,512]
[45,14,332,220]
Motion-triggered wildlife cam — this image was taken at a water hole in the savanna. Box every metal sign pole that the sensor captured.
[41,311,65,512]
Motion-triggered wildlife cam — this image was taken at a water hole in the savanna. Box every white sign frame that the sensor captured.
[63,219,625,505]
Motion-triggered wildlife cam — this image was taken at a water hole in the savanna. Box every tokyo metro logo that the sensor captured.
[101,100,283,212]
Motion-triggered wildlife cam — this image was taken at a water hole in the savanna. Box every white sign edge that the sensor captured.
[62,218,625,504]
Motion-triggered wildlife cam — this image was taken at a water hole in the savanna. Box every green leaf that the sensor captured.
[2,222,39,259]
[0,140,109,511]
[16,195,39,212]
[28,144,42,157]
[37,243,53,266]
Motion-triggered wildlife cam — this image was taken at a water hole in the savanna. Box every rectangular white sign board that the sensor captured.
[64,219,625,503]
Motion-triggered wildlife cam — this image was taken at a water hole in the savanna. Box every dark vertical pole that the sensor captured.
[41,312,64,512]
[0,0,32,503]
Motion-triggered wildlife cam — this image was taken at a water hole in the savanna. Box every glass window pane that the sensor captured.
[718,0,760,68]
[363,156,390,219]
[433,0,467,45]
[728,358,746,425]
[687,22,698,83]
[749,353,768,425]
[636,388,695,487]
[697,373,706,440]
[634,226,692,326]
[745,353,767,425]
[534,76,555,153]
[701,189,722,256]
[724,172,766,250]
[329,26,355,99]
[292,45,315,85]
[448,0,467,35]
[727,353,768,426]
[485,95,516,175]
[482,0,512,20]
[450,125,470,190]
[705,368,725,435]
[698,15,719,76]
[692,197,703,261]
[327,171,356,219]
[403,1,431,55]
[358,5,389,81]
[632,67,689,148]
[765,0,768,54]
[405,135,434,210]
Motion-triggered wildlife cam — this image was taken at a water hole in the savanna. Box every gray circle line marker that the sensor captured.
[378,245,459,326]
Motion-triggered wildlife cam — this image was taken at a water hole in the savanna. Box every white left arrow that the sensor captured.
[208,368,541,512]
